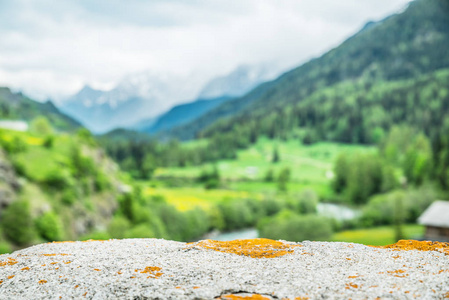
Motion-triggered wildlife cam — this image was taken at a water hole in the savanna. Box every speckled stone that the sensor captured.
[0,239,448,299]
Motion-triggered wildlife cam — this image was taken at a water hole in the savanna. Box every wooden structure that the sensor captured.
[418,200,449,241]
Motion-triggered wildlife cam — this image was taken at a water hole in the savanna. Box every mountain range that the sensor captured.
[59,65,282,134]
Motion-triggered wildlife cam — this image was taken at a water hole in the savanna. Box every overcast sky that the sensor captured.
[0,0,412,101]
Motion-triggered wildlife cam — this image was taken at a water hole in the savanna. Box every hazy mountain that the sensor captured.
[198,64,281,99]
[134,64,281,135]
[60,71,206,133]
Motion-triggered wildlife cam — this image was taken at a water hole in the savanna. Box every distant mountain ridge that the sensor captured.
[59,71,206,133]
[141,96,231,134]
[60,65,281,134]
[0,87,81,132]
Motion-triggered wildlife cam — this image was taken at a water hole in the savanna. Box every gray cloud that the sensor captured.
[0,0,411,100]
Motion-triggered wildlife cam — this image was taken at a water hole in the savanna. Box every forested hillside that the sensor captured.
[168,0,449,142]
[0,87,81,132]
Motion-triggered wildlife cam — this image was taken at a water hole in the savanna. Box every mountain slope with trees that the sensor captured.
[167,0,449,142]
[0,87,81,132]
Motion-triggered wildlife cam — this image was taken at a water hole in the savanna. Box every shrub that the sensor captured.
[1,200,35,246]
[125,224,155,239]
[296,189,318,214]
[35,212,63,241]
[258,210,333,242]
[41,169,71,190]
[43,135,54,148]
[0,241,11,254]
[360,185,438,227]
[107,216,131,239]
[61,188,77,205]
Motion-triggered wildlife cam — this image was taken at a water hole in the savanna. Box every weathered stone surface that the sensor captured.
[0,238,448,299]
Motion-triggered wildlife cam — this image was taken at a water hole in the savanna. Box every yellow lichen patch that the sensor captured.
[348,275,359,279]
[0,258,18,266]
[220,294,271,300]
[21,267,30,271]
[38,280,47,284]
[139,266,163,278]
[7,275,14,279]
[0,280,2,285]
[93,268,101,271]
[117,271,122,275]
[75,285,79,289]
[41,254,69,257]
[378,240,449,255]
[188,239,300,258]
[444,291,449,298]
[193,286,200,289]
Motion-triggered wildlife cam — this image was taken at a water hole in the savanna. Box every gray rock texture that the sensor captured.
[0,238,448,299]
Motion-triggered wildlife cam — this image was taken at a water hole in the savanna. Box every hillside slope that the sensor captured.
[142,96,231,134]
[0,88,81,132]
[168,0,449,141]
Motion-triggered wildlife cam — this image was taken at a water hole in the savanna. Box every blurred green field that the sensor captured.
[143,186,262,211]
[330,225,425,246]
[155,138,374,184]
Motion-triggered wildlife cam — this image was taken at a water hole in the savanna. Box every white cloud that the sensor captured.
[0,0,411,101]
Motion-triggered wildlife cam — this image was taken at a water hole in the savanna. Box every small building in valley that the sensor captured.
[418,200,449,242]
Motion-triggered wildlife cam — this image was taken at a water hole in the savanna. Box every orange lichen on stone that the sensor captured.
[83,292,88,297]
[139,266,163,278]
[117,271,122,275]
[188,238,300,258]
[94,269,101,271]
[345,283,359,289]
[42,254,69,257]
[75,285,79,288]
[38,280,47,284]
[7,275,14,279]
[444,291,449,298]
[0,257,18,266]
[348,275,359,279]
[50,262,58,265]
[51,241,75,244]
[193,286,200,289]
[220,294,271,300]
[378,240,449,255]
[387,269,408,278]
[0,280,2,284]
[21,267,30,271]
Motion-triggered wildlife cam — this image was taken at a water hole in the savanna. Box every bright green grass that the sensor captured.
[155,138,374,186]
[10,133,76,182]
[330,225,425,246]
